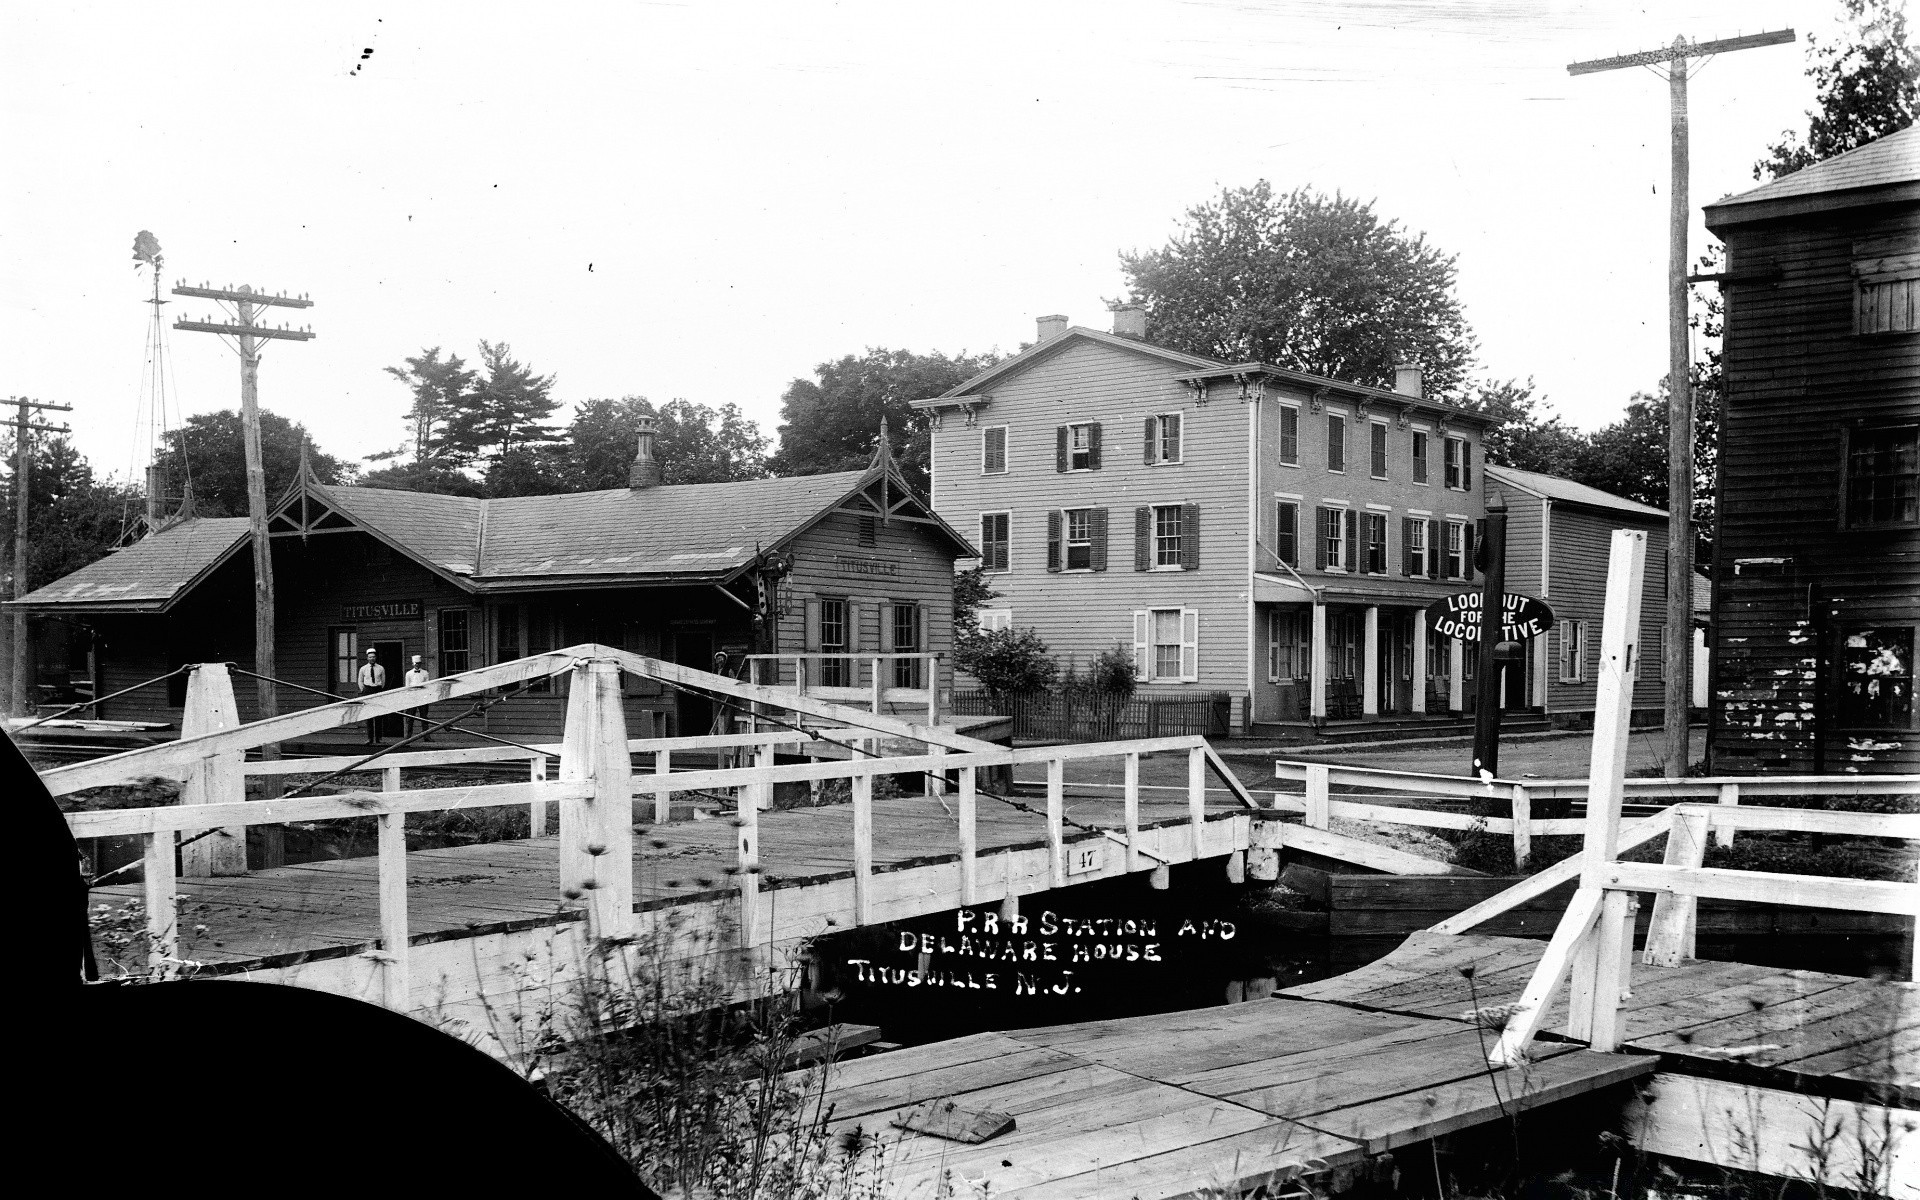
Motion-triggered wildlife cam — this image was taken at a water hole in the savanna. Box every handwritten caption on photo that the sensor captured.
[845,909,1235,995]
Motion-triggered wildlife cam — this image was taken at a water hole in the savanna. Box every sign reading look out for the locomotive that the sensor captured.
[1426,593,1555,643]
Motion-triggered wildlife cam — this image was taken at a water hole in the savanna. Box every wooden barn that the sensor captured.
[8,423,972,745]
[1702,126,1918,775]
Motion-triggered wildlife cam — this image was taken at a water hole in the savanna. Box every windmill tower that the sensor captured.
[129,230,188,539]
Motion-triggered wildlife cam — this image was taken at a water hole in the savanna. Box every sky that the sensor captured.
[2,1,1844,487]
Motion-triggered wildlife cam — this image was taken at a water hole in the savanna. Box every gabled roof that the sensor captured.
[11,464,974,612]
[1485,464,1667,519]
[12,516,251,611]
[911,325,1493,428]
[1705,126,1919,229]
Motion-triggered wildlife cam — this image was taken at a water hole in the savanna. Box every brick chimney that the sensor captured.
[629,414,662,489]
[1036,314,1069,342]
[1110,302,1147,340]
[1393,363,1423,399]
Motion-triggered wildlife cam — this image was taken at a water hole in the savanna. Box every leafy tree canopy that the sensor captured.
[1118,183,1477,399]
[565,397,771,491]
[771,348,1002,495]
[1,437,146,592]
[1757,0,1917,180]
[377,346,477,467]
[441,341,561,463]
[1462,378,1587,478]
[151,410,352,519]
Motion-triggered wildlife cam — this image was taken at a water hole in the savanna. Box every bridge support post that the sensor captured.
[180,663,247,877]
[1510,783,1532,872]
[958,767,977,905]
[141,830,177,975]
[1247,817,1283,882]
[377,767,411,1012]
[1643,807,1708,966]
[559,659,634,940]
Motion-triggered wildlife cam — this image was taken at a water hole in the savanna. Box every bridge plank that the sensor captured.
[992,1121,1364,1200]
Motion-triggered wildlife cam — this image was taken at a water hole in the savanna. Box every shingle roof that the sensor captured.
[13,467,972,612]
[1705,126,1918,226]
[12,517,250,610]
[1485,464,1667,519]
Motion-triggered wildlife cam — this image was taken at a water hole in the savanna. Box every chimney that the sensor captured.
[629,414,662,489]
[1036,314,1069,342]
[1110,302,1147,340]
[1393,363,1423,399]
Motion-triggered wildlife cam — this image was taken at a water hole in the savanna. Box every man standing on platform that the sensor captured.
[404,655,432,741]
[358,647,388,745]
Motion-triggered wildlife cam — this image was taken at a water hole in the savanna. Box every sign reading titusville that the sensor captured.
[1426,593,1555,643]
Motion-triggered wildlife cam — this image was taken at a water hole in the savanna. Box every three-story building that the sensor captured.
[915,307,1495,734]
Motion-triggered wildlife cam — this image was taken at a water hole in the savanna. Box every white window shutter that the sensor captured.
[1132,610,1150,681]
[1180,609,1200,681]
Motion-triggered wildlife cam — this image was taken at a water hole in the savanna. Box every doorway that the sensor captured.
[372,639,406,738]
[672,626,715,736]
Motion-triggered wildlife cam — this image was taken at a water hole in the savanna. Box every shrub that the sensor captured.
[955,626,1058,698]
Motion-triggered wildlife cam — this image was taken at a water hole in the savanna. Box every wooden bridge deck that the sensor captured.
[808,934,1916,1199]
[86,787,1249,975]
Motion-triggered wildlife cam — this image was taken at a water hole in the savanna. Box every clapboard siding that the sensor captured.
[1708,198,1920,775]
[1498,493,1550,706]
[929,337,1253,720]
[1543,506,1669,715]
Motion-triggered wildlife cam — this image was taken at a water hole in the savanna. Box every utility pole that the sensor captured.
[173,283,314,737]
[5,397,74,716]
[1471,492,1509,780]
[1569,29,1795,779]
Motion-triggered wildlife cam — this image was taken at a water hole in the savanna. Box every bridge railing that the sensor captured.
[744,652,943,725]
[57,645,1261,1015]
[1271,760,1909,870]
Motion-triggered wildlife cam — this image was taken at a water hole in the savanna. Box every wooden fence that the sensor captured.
[949,689,1231,741]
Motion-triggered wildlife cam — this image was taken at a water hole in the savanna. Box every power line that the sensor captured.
[5,396,75,716]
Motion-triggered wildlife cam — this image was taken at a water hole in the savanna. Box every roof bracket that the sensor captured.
[1309,386,1329,415]
[1186,379,1209,406]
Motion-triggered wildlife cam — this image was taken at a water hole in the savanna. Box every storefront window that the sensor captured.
[1839,627,1913,728]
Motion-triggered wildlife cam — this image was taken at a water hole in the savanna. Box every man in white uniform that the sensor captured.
[404,655,432,740]
[357,648,388,744]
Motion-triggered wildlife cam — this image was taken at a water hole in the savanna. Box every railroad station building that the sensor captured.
[9,421,973,745]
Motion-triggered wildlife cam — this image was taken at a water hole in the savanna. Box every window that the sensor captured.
[979,512,1010,572]
[498,603,557,692]
[1845,425,1919,528]
[1412,431,1429,484]
[1646,629,1663,682]
[1149,413,1182,464]
[1407,519,1429,578]
[1268,610,1304,681]
[1327,415,1346,473]
[1059,422,1101,471]
[975,608,1013,634]
[1363,512,1387,574]
[438,610,471,675]
[1323,508,1346,572]
[892,603,921,688]
[1153,505,1184,567]
[1445,521,1466,580]
[1276,501,1299,567]
[331,627,359,692]
[1444,436,1472,491]
[1064,508,1093,570]
[1134,607,1199,682]
[1370,423,1389,479]
[858,515,877,547]
[1558,620,1588,683]
[819,597,850,688]
[1853,234,1919,335]
[1279,406,1300,466]
[1838,626,1913,728]
[981,426,1008,474]
[1427,632,1449,680]
[1326,612,1360,680]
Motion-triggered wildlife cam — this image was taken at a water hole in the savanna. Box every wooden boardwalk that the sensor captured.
[810,933,1916,1199]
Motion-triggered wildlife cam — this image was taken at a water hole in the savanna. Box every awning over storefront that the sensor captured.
[1253,572,1317,604]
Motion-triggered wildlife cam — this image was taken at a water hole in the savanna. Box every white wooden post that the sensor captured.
[870,656,884,717]
[529,755,549,836]
[927,653,940,726]
[999,848,1020,920]
[1226,850,1245,883]
[180,663,247,877]
[141,831,177,975]
[1247,818,1283,881]
[958,766,977,906]
[1361,606,1380,716]
[653,750,672,823]
[1716,782,1740,848]
[1449,637,1466,713]
[558,659,634,939]
[1188,745,1207,859]
[377,768,411,1012]
[852,770,873,925]
[1124,752,1142,874]
[1643,807,1709,966]
[1411,615,1428,714]
[750,743,775,811]
[1047,757,1066,889]
[1310,602,1329,720]
[1568,529,1647,1048]
[738,754,760,948]
[1511,783,1532,872]
[1305,763,1331,830]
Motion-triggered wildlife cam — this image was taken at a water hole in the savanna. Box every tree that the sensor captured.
[442,341,561,463]
[952,564,1000,641]
[358,460,488,497]
[771,348,1002,495]
[957,627,1059,700]
[1566,381,1720,561]
[1756,0,1917,180]
[151,410,352,518]
[377,347,477,466]
[1118,183,1477,399]
[564,397,771,491]
[0,437,144,592]
[1463,378,1586,478]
